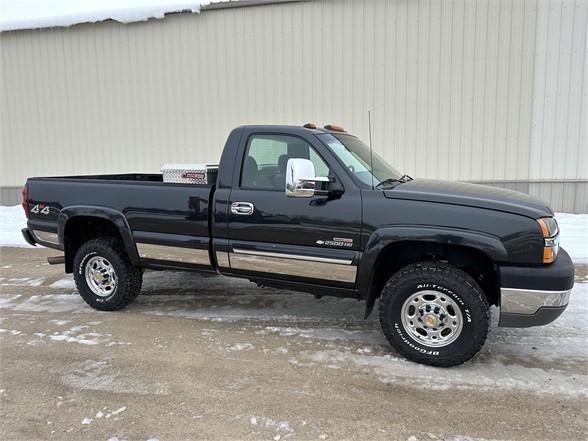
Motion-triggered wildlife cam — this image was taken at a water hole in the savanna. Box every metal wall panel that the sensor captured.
[1,0,586,211]
[530,0,588,182]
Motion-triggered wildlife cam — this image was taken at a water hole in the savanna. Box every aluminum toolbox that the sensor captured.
[161,163,218,185]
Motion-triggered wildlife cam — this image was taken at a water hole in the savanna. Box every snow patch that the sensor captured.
[62,360,168,395]
[407,435,502,441]
[303,347,587,397]
[0,1,242,32]
[141,271,246,292]
[49,278,76,290]
[0,293,89,313]
[556,212,588,263]
[0,206,32,248]
[49,332,100,346]
[260,326,386,345]
[227,342,254,352]
[243,415,294,435]
[5,320,128,346]
[81,417,93,425]
[106,406,127,417]
[137,289,366,322]
[0,277,45,287]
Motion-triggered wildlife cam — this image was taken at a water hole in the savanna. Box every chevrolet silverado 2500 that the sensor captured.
[21,124,575,366]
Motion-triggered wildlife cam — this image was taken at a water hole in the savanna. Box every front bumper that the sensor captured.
[498,248,575,327]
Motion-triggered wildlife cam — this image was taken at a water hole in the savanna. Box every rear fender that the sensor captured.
[58,206,139,265]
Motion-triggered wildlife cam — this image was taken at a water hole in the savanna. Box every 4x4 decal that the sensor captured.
[31,203,50,215]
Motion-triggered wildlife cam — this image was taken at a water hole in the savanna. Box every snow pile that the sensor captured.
[0,0,236,32]
[49,278,76,289]
[556,212,588,263]
[0,206,33,248]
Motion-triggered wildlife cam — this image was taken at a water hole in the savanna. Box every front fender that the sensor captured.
[58,205,139,265]
[358,225,508,313]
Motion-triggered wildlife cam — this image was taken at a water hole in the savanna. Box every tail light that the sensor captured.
[21,184,29,218]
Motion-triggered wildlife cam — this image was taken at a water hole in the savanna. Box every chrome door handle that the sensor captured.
[231,202,254,215]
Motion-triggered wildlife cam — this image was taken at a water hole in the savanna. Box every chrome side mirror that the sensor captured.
[285,158,330,197]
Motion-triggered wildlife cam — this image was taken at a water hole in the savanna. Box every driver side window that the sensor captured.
[241,134,329,190]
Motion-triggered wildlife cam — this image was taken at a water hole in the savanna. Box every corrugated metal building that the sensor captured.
[1,0,587,212]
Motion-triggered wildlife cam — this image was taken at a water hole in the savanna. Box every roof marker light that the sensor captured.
[324,124,346,133]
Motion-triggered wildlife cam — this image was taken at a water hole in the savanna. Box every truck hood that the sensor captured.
[383,179,553,218]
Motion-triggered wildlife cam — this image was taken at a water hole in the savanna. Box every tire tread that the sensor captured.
[73,238,142,311]
[379,262,490,367]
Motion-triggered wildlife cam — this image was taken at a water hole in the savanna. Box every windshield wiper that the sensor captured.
[375,174,413,189]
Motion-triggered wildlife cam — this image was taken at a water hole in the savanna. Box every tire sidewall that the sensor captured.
[383,272,484,361]
[75,248,119,305]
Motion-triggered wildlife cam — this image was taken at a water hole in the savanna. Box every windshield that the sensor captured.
[317,133,403,187]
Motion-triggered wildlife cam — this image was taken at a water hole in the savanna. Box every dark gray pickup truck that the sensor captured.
[21,124,575,366]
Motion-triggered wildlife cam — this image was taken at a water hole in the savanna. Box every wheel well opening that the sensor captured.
[64,216,122,273]
[370,241,499,307]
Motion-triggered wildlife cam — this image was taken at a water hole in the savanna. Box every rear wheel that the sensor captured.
[379,262,489,367]
[73,238,142,311]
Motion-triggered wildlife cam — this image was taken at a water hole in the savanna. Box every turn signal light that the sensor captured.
[543,247,556,264]
[537,217,559,263]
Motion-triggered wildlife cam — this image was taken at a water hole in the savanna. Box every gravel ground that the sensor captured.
[0,247,586,441]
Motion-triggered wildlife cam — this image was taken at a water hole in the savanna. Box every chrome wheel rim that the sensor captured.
[84,256,117,297]
[400,290,463,348]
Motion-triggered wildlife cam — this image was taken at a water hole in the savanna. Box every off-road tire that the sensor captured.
[379,262,490,367]
[73,238,142,311]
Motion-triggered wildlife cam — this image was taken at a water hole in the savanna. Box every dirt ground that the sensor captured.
[0,247,586,441]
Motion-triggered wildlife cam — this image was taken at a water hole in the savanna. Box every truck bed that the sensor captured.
[26,175,214,270]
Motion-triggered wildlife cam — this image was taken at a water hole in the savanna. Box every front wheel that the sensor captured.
[73,238,142,311]
[379,262,490,367]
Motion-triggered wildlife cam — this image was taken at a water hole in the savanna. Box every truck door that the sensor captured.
[225,129,362,289]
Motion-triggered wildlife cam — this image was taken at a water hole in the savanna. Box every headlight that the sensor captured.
[537,217,559,263]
